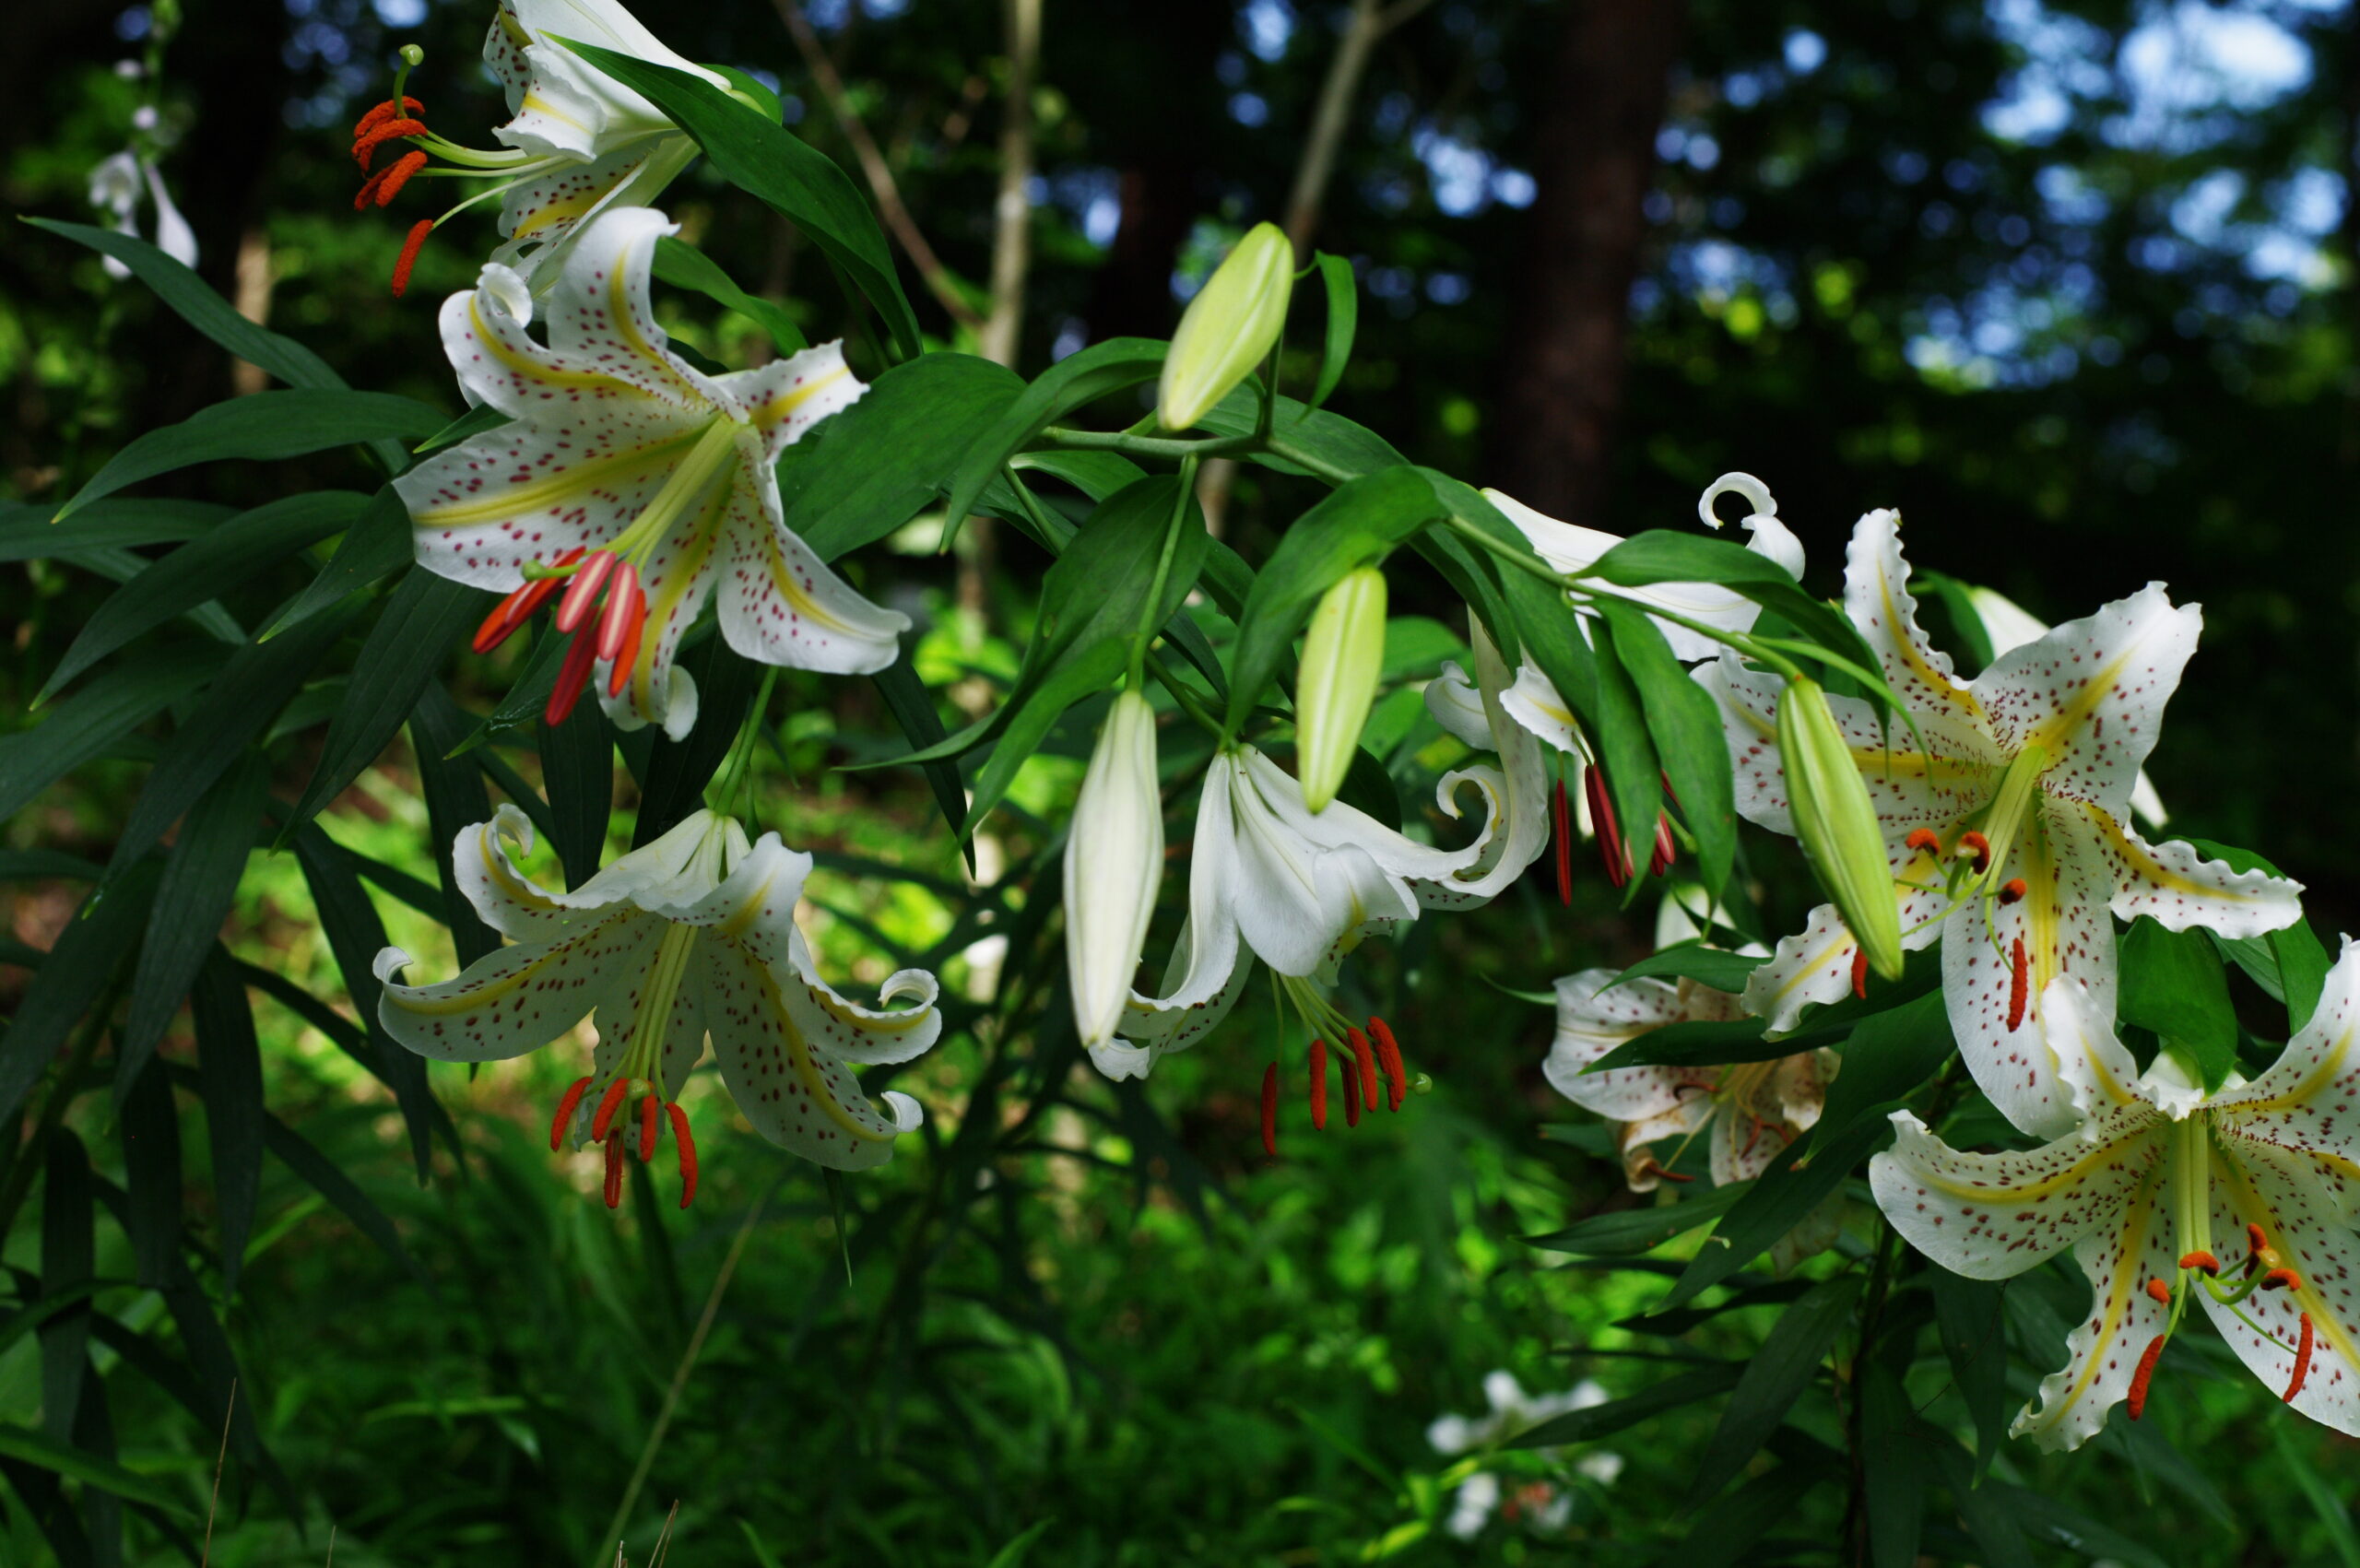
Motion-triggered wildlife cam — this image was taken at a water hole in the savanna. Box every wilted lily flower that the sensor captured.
[1873,965,2360,1450]
[1709,511,2301,1138]
[1094,742,1524,1086]
[88,148,197,277]
[373,807,939,1206]
[1065,690,1164,1049]
[397,206,895,739]
[349,0,715,292]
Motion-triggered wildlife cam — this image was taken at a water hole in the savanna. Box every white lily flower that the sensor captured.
[350,0,718,290]
[1092,743,1517,1084]
[372,805,938,1205]
[1871,964,2360,1451]
[1965,584,2167,829]
[1710,510,2302,1138]
[88,149,198,277]
[1065,691,1164,1049]
[1473,473,1806,757]
[397,206,895,740]
[1419,616,1552,887]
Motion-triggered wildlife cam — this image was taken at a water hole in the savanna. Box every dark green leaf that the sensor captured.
[2119,916,2237,1091]
[261,486,410,640]
[118,1057,183,1290]
[190,951,265,1297]
[41,490,367,697]
[1596,596,1737,898]
[1929,1436,2033,1568]
[108,601,360,874]
[409,687,499,965]
[0,1423,195,1520]
[1658,1112,1890,1312]
[415,403,508,455]
[1584,614,1665,903]
[1585,1018,1785,1076]
[1929,1268,2010,1479]
[653,235,808,355]
[1307,253,1357,412]
[1815,988,1953,1144]
[1333,747,1402,833]
[2272,1423,2360,1568]
[559,42,919,356]
[55,391,443,520]
[539,701,617,890]
[1604,940,1764,996]
[262,1112,430,1288]
[1675,1462,1834,1568]
[0,646,227,823]
[870,654,974,872]
[939,337,1168,544]
[1688,1274,1860,1503]
[1918,571,1997,674]
[785,353,1023,560]
[1522,1182,1748,1256]
[1504,1362,1744,1448]
[1860,1358,1925,1568]
[117,751,266,1093]
[0,497,225,564]
[38,1131,93,1444]
[1198,387,1408,480]
[281,570,478,840]
[966,643,1128,833]
[630,638,761,846]
[2185,837,2327,1032]
[0,861,161,1121]
[1221,466,1444,735]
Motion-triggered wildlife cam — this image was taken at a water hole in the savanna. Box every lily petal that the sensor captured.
[596,475,726,739]
[1740,897,1944,1038]
[714,459,907,677]
[453,803,584,940]
[372,913,655,1062]
[1840,512,1994,758]
[2213,937,2360,1202]
[702,937,918,1170]
[2198,1139,2360,1437]
[2068,801,2304,938]
[541,206,717,407]
[1544,971,1702,1122]
[2010,1161,2179,1452]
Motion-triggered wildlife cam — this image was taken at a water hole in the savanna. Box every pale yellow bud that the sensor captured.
[1158,221,1293,431]
[1294,566,1387,813]
[1065,691,1163,1047]
[1777,678,1905,982]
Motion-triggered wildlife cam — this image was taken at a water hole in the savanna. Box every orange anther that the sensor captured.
[547,627,600,725]
[1648,813,1677,878]
[1957,831,1991,872]
[2263,1267,2303,1291]
[1348,1029,1379,1114]
[1552,778,1573,907]
[2127,1334,2166,1420]
[607,606,645,699]
[1998,878,2026,905]
[391,218,433,298]
[2179,1249,2220,1276]
[1309,1039,1329,1130]
[549,1075,595,1151]
[2006,937,2029,1032]
[352,96,424,138]
[596,563,643,663]
[639,1092,661,1162]
[1259,1063,1279,1159]
[1370,1017,1406,1112]
[1850,946,1869,1001]
[667,1102,699,1208]
[352,118,428,171]
[590,1076,632,1142]
[2287,1313,2316,1403]
[1584,763,1632,890]
[602,1129,626,1208]
[556,550,618,633]
[2248,1222,2270,1257]
[1905,828,1941,855]
[2145,1278,2171,1305]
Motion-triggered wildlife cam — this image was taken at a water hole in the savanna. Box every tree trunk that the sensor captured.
[1494,0,1687,526]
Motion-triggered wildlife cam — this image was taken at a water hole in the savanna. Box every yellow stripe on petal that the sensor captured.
[2025,1167,2161,1436]
[466,296,689,399]
[740,948,902,1144]
[628,488,726,714]
[749,364,853,432]
[409,429,701,528]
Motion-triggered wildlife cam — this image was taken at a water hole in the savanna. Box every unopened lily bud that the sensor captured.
[1295,565,1387,813]
[1064,690,1164,1048]
[1158,221,1293,431]
[1777,677,1905,982]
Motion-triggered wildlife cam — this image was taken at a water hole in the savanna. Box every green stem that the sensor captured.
[1129,456,1198,684]
[1039,426,1262,462]
[709,668,780,823]
[1146,651,1222,734]
[1261,435,1356,485]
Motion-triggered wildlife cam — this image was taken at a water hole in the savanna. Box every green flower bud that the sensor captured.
[1158,221,1293,432]
[1294,565,1388,813]
[1065,690,1164,1048]
[1777,678,1905,982]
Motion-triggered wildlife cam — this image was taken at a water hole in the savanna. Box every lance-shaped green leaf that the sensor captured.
[54,391,444,521]
[1223,465,1442,736]
[1520,1180,1748,1256]
[629,637,761,847]
[38,1131,94,1444]
[279,570,478,842]
[539,700,618,890]
[1859,1356,1925,1568]
[116,752,266,1094]
[939,337,1170,547]
[107,600,360,875]
[871,654,974,871]
[1584,614,1666,902]
[1929,1267,2010,1480]
[0,497,225,563]
[262,1109,429,1288]
[558,41,920,356]
[786,352,1024,561]
[1196,385,1408,480]
[0,860,161,1121]
[1813,988,1953,1145]
[0,1422,196,1520]
[41,490,368,697]
[119,1056,183,1290]
[1656,1111,1892,1313]
[2119,916,2238,1091]
[1603,939,1764,996]
[190,950,266,1297]
[653,235,808,355]
[0,644,227,822]
[1307,253,1358,412]
[261,485,410,640]
[1687,1274,1861,1503]
[1595,596,1737,900]
[408,686,499,966]
[1504,1362,1746,1448]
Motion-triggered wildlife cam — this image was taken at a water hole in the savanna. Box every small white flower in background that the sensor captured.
[1427,1373,1617,1539]
[1872,953,2360,1450]
[398,206,891,740]
[373,806,940,1207]
[1064,691,1163,1050]
[87,148,197,278]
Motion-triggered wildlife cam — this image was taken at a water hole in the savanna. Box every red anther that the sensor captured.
[352,119,429,171]
[1998,878,2027,905]
[602,1131,626,1209]
[2006,937,2028,1032]
[352,97,424,138]
[547,627,601,725]
[1583,763,1633,890]
[1648,813,1677,878]
[1260,1064,1279,1159]
[1552,778,1573,906]
[1905,828,1941,856]
[639,1092,661,1162]
[2127,1334,2167,1421]
[2263,1267,2303,1291]
[607,605,645,700]
[1850,946,1869,1001]
[555,551,618,633]
[590,1076,632,1142]
[2145,1278,2172,1305]
[667,1102,699,1208]
[1348,1028,1379,1114]
[2248,1222,2270,1258]
[596,562,642,663]
[2287,1313,2316,1403]
[1957,831,1991,872]
[1658,769,1682,809]
[1310,1039,1329,1131]
[549,1075,595,1152]
[2179,1249,2220,1276]
[1370,1017,1406,1111]
[1342,1063,1363,1128]
[371,150,429,206]
[391,218,433,298]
